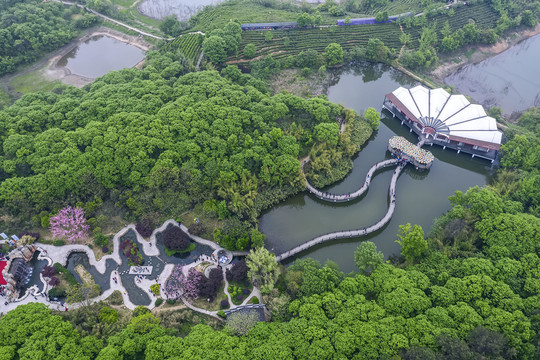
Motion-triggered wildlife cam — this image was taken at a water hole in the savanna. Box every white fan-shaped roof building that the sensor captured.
[383,85,502,161]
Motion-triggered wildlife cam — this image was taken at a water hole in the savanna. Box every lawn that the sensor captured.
[10,70,61,94]
[179,208,224,242]
[122,7,163,29]
[110,0,138,8]
[0,88,11,109]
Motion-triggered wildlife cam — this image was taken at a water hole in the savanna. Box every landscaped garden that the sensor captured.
[42,262,80,300]
[226,259,252,305]
[161,224,196,256]
[120,238,144,266]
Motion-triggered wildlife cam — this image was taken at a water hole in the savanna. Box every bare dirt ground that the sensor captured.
[270,68,333,97]
[431,23,540,83]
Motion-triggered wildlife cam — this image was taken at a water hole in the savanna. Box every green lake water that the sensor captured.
[445,34,540,115]
[57,35,145,79]
[260,63,493,273]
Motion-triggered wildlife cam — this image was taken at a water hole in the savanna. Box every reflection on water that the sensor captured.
[138,0,225,21]
[260,63,492,273]
[445,34,540,115]
[57,35,145,79]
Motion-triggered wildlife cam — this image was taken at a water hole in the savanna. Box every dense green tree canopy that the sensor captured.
[354,241,384,274]
[0,66,353,226]
[159,15,183,37]
[396,223,427,264]
[0,0,98,75]
[0,303,102,360]
[323,43,343,66]
[202,36,227,63]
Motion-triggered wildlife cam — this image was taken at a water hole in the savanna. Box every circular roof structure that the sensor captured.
[388,136,434,165]
[387,86,502,149]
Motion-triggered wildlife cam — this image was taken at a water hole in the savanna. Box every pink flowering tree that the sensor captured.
[184,268,203,300]
[165,265,202,300]
[49,206,90,243]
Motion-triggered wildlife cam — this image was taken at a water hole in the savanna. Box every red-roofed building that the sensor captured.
[0,261,7,285]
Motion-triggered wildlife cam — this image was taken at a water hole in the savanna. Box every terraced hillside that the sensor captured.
[162,33,204,63]
[232,2,499,61]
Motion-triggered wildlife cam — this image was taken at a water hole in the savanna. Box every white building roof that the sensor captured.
[389,85,502,148]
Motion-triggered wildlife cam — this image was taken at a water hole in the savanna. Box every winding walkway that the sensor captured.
[1,218,260,316]
[304,158,400,202]
[277,161,405,262]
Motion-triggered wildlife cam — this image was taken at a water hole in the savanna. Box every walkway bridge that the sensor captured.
[277,160,405,262]
[304,158,400,202]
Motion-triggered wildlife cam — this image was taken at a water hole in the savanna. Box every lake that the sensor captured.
[260,63,493,273]
[445,34,540,115]
[138,0,224,21]
[57,35,146,79]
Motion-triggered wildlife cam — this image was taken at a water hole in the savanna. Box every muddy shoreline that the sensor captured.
[431,23,540,83]
[46,27,151,87]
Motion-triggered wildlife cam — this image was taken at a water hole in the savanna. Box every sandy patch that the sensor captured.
[431,23,540,82]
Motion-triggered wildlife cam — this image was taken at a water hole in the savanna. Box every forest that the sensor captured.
[0,49,373,251]
[0,0,539,359]
[1,106,539,359]
[0,0,99,76]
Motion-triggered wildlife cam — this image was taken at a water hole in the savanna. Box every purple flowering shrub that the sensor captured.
[48,276,60,286]
[135,217,154,237]
[120,238,144,266]
[165,265,202,300]
[41,265,56,278]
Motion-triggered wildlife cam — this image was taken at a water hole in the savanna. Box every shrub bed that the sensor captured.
[120,238,144,266]
[164,243,196,256]
[53,263,78,286]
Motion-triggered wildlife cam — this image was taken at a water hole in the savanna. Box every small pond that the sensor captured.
[18,251,47,299]
[445,33,540,115]
[138,0,225,21]
[260,63,493,273]
[57,35,146,79]
[65,227,215,306]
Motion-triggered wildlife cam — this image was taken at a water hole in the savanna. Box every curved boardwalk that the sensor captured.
[304,158,400,202]
[277,161,405,262]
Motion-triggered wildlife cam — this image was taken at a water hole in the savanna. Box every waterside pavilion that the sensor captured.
[388,136,434,169]
[383,85,502,162]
